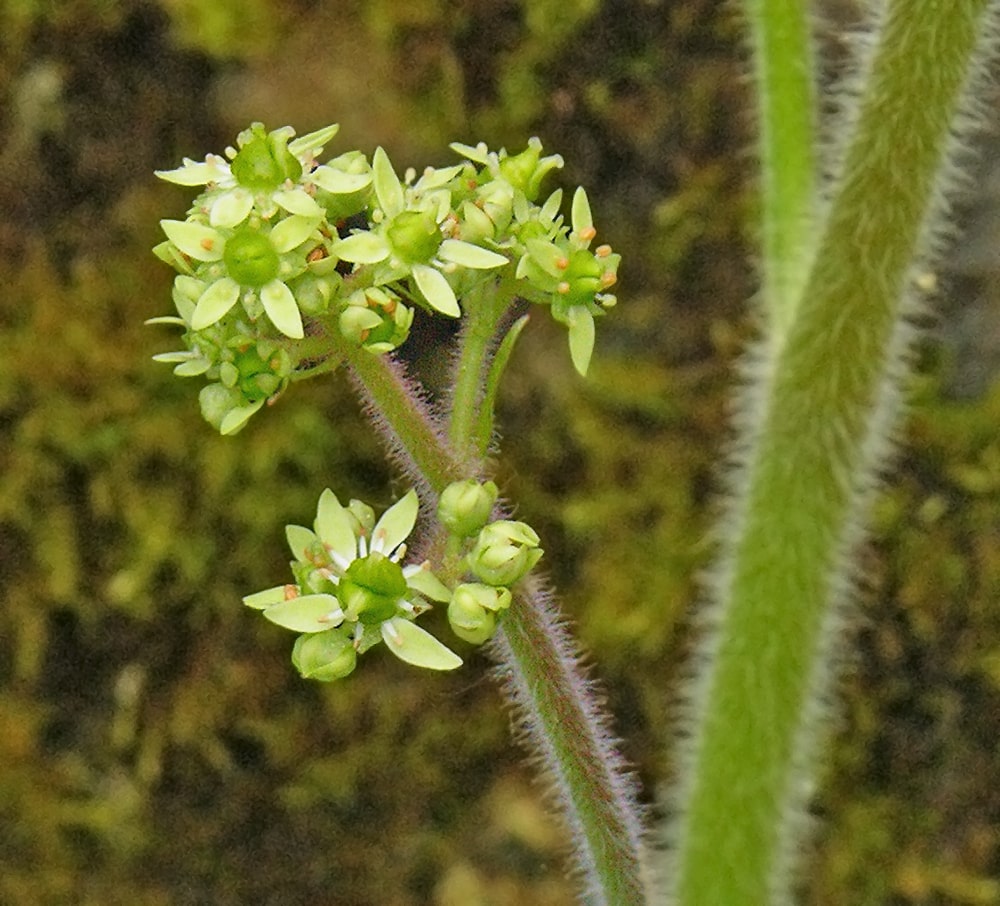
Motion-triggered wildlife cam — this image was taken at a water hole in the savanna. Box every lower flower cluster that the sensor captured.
[244,482,541,681]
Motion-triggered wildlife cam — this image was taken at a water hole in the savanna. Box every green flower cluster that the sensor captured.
[244,482,542,681]
[244,488,459,681]
[150,123,620,432]
[437,479,542,645]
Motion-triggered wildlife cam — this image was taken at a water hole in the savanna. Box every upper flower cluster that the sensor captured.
[151,123,620,431]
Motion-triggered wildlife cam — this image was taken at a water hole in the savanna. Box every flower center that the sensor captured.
[386,210,442,263]
[231,129,303,190]
[224,229,280,287]
[339,552,407,624]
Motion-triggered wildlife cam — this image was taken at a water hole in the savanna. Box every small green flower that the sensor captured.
[451,137,564,203]
[156,122,339,228]
[244,489,461,679]
[339,287,413,353]
[333,147,509,317]
[514,187,620,375]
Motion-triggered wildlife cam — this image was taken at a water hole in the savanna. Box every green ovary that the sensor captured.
[339,552,408,624]
[387,210,442,263]
[224,230,280,287]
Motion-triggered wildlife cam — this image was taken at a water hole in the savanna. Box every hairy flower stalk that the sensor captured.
[665,2,1000,903]
[343,335,651,905]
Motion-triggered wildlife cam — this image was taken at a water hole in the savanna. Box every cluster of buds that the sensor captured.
[437,479,542,645]
[244,481,542,681]
[150,123,620,432]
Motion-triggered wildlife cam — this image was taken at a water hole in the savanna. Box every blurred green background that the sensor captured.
[1,1,999,903]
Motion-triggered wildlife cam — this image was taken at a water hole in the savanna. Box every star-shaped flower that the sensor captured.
[244,489,461,678]
[155,123,340,228]
[333,147,509,317]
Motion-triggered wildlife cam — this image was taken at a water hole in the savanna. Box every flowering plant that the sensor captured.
[147,0,999,896]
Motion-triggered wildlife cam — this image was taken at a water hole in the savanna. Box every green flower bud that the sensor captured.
[448,581,513,644]
[339,552,408,624]
[437,479,499,538]
[292,629,357,681]
[231,123,303,190]
[199,382,241,429]
[386,210,442,263]
[467,521,543,587]
[447,594,496,645]
[223,229,280,288]
[498,138,563,201]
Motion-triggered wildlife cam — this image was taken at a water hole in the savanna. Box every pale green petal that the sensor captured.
[372,146,404,217]
[567,305,595,376]
[571,186,594,237]
[152,351,197,363]
[412,264,460,317]
[273,189,323,218]
[372,489,418,555]
[160,219,224,261]
[172,275,205,321]
[144,316,187,327]
[261,279,304,339]
[192,277,240,329]
[460,201,494,240]
[315,489,358,563]
[438,239,508,270]
[449,141,490,165]
[404,564,452,603]
[270,214,318,253]
[174,358,212,377]
[155,156,231,186]
[263,594,344,632]
[539,188,564,222]
[381,617,462,670]
[210,189,253,228]
[334,232,390,264]
[286,524,319,561]
[289,123,339,158]
[525,239,565,279]
[219,399,265,435]
[310,166,372,194]
[243,585,290,610]
[414,163,464,190]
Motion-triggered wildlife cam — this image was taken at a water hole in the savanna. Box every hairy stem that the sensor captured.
[668,2,997,903]
[447,276,516,457]
[746,0,818,339]
[341,334,650,905]
[493,574,649,905]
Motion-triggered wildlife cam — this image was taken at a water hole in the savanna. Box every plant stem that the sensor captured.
[669,2,996,903]
[339,330,650,904]
[494,574,650,906]
[746,0,817,339]
[447,276,516,457]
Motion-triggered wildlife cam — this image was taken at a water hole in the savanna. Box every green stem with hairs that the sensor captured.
[669,2,996,903]
[747,0,818,338]
[447,276,517,457]
[336,310,649,905]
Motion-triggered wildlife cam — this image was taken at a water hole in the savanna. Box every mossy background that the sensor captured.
[1,1,998,903]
